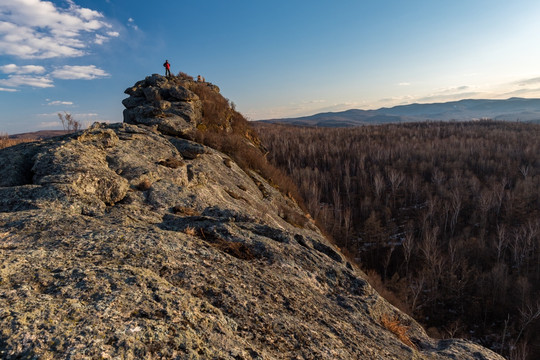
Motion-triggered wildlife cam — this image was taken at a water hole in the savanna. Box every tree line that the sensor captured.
[255,120,540,360]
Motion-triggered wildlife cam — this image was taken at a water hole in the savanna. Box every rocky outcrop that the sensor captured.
[0,77,504,359]
[123,74,212,137]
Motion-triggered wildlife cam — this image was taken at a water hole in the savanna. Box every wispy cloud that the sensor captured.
[51,65,109,80]
[409,85,483,103]
[0,75,53,88]
[499,87,540,98]
[416,91,483,103]
[47,100,73,106]
[0,63,109,88]
[0,64,108,88]
[486,77,540,99]
[38,112,98,118]
[0,87,18,92]
[75,113,98,118]
[39,121,61,128]
[0,64,46,74]
[513,77,540,86]
[95,31,119,45]
[376,95,415,106]
[398,82,411,86]
[127,17,139,31]
[0,0,117,59]
[0,64,51,88]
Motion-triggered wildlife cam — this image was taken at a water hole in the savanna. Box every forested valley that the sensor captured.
[255,120,540,360]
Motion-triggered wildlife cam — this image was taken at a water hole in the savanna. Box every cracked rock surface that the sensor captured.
[122,74,205,137]
[0,125,504,358]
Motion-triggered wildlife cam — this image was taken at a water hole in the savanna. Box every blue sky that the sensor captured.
[2,0,540,134]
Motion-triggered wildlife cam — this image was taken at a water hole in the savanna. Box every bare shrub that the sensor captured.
[186,78,306,213]
[137,178,152,191]
[58,112,82,132]
[177,72,194,81]
[183,226,197,236]
[367,270,411,315]
[381,314,416,349]
[278,204,308,228]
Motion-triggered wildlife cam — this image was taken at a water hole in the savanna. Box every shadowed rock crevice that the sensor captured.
[312,240,344,263]
[0,142,41,187]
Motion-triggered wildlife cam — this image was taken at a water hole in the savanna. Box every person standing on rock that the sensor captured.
[163,60,171,77]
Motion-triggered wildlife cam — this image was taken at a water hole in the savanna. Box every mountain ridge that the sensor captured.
[0,74,504,359]
[260,97,540,126]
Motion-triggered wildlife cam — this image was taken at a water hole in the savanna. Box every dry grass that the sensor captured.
[224,188,248,202]
[198,228,259,261]
[137,179,152,191]
[185,75,307,217]
[278,204,308,228]
[183,226,197,236]
[381,314,416,349]
[366,270,411,316]
[172,205,200,216]
[0,133,33,149]
[177,72,194,81]
[158,157,185,169]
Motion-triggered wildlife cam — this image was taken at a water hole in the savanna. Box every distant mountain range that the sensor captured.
[259,98,540,127]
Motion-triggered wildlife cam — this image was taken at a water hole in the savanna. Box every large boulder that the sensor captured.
[122,74,203,136]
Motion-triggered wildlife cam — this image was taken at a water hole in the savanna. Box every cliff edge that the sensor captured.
[0,75,503,359]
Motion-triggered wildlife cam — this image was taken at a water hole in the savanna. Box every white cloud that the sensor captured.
[398,82,411,86]
[0,75,53,88]
[512,76,540,87]
[0,0,118,59]
[39,121,61,128]
[51,65,109,80]
[376,95,415,105]
[48,100,73,106]
[0,87,18,92]
[127,17,139,31]
[75,113,98,117]
[0,64,46,74]
[95,31,119,45]
[94,34,107,45]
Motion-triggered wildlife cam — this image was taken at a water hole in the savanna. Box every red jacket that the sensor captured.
[164,62,170,69]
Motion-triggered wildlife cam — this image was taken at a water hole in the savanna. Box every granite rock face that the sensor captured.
[0,84,504,359]
[122,74,207,137]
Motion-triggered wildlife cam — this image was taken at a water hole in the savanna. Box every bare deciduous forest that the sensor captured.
[256,120,540,360]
